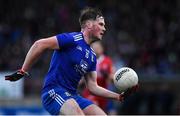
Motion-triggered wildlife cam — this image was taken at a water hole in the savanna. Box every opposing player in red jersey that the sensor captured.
[82,41,114,112]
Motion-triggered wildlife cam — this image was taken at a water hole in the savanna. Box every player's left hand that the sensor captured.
[119,84,139,101]
[5,69,29,82]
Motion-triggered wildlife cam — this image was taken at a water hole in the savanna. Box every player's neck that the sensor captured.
[81,30,92,45]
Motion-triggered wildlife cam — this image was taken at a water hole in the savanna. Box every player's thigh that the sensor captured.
[83,104,107,115]
[42,88,84,115]
[60,98,84,115]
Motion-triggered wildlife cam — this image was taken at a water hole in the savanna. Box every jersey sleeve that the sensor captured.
[56,33,76,48]
[103,56,113,73]
[89,56,97,72]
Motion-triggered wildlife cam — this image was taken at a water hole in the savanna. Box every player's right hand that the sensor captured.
[119,84,139,101]
[5,69,29,82]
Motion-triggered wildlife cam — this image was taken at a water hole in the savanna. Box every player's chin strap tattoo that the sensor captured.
[118,84,139,101]
[5,69,29,82]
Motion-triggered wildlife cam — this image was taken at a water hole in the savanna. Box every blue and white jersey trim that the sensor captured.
[73,34,83,41]
[48,89,65,106]
[55,93,65,106]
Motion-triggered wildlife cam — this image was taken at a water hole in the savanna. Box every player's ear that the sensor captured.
[86,20,93,29]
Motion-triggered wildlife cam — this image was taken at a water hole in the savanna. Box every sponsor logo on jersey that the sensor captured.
[74,59,88,75]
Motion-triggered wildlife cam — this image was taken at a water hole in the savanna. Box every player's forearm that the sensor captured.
[22,40,47,72]
[89,84,119,100]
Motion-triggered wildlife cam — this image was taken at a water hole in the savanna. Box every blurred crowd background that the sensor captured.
[0,0,180,115]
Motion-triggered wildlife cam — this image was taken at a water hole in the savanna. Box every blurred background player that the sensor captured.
[82,41,115,113]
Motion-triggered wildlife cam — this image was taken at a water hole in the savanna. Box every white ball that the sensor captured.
[113,67,138,92]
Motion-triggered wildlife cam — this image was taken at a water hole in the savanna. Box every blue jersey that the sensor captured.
[42,32,97,94]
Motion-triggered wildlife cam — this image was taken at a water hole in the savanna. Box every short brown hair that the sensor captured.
[79,7,103,28]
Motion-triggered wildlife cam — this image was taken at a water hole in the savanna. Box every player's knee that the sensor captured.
[83,104,107,115]
[67,99,81,111]
[60,98,84,115]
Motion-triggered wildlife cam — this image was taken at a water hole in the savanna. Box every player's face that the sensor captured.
[91,17,106,40]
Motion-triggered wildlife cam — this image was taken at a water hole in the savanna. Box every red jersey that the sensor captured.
[96,55,113,88]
